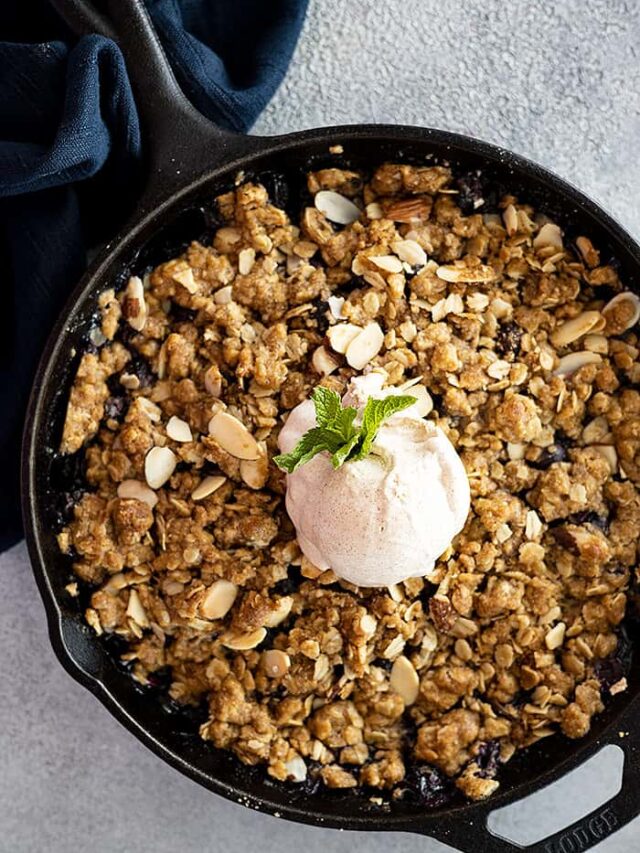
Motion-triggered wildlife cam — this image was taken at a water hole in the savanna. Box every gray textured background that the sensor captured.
[3,0,640,850]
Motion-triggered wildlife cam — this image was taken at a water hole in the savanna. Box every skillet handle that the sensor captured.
[50,0,256,209]
[410,702,640,852]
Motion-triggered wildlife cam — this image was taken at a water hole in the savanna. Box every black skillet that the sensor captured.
[21,1,640,850]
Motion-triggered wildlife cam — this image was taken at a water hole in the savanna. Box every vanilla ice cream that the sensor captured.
[278,374,470,587]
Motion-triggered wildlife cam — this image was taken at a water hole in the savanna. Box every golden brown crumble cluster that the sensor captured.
[58,161,639,802]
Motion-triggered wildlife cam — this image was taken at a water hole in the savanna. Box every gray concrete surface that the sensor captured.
[4,0,640,850]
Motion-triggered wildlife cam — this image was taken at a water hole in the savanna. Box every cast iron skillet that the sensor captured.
[22,1,640,850]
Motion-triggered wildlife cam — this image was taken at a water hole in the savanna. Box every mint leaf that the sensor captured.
[311,386,342,428]
[355,394,416,460]
[274,387,418,473]
[331,433,362,469]
[333,403,358,440]
[273,427,342,473]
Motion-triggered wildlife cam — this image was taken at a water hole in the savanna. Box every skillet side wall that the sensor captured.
[22,126,640,832]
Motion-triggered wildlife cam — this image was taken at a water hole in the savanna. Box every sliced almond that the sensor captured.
[117,479,158,508]
[391,239,427,267]
[249,380,274,399]
[398,320,417,342]
[208,411,260,460]
[172,266,198,294]
[370,255,404,274]
[576,236,600,267]
[539,349,555,371]
[302,207,334,245]
[214,226,242,253]
[610,677,628,696]
[150,382,171,403]
[123,276,147,331]
[166,415,192,442]
[214,285,233,305]
[390,655,419,705]
[240,442,269,490]
[200,579,238,620]
[360,613,377,639]
[327,322,362,354]
[262,649,290,678]
[487,359,511,380]
[434,293,465,323]
[204,365,223,397]
[383,635,406,660]
[593,444,618,473]
[89,327,107,347]
[284,756,307,783]
[85,608,103,636]
[550,311,604,348]
[104,573,128,594]
[545,622,566,650]
[238,247,256,275]
[313,655,330,681]
[488,300,512,322]
[119,373,140,390]
[602,292,640,335]
[240,322,256,344]
[525,510,543,540]
[436,263,494,283]
[300,555,322,579]
[407,384,433,417]
[126,589,149,628]
[507,442,527,460]
[387,584,403,603]
[312,345,340,376]
[581,416,611,444]
[144,446,177,489]
[327,295,346,319]
[314,190,360,225]
[345,322,384,370]
[495,523,512,544]
[533,222,563,250]
[467,292,490,312]
[138,397,162,423]
[191,475,226,501]
[157,343,167,380]
[263,596,293,628]
[503,204,518,235]
[221,627,267,651]
[293,240,318,260]
[583,334,609,355]
[365,202,383,220]
[553,351,602,377]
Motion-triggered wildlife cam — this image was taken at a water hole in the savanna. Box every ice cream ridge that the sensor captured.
[275,372,470,587]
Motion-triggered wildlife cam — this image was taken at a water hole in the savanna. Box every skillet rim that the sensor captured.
[21,121,640,843]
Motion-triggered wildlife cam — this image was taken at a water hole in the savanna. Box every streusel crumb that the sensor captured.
[57,160,638,803]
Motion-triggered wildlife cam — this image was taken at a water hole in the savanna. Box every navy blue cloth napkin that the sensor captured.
[0,0,308,550]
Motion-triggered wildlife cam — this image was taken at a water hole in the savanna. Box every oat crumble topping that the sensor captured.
[57,161,639,803]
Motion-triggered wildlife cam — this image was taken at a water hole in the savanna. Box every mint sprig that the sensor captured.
[274,386,416,473]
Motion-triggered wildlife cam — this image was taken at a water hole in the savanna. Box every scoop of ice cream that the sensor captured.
[278,375,470,587]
